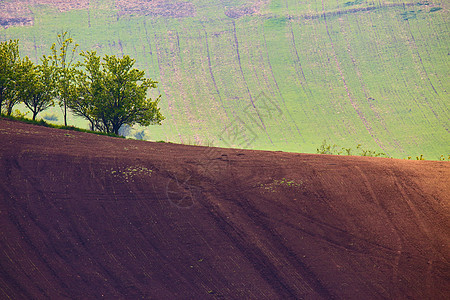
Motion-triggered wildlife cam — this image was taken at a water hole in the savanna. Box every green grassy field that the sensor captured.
[1,0,448,158]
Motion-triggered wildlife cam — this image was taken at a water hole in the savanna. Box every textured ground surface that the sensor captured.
[1,118,449,299]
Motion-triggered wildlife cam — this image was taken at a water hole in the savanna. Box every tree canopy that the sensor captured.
[16,56,55,120]
[49,31,79,126]
[70,51,164,135]
[0,40,20,115]
[0,36,164,137]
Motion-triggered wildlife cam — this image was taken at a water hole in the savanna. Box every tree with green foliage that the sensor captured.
[16,56,55,120]
[0,39,21,115]
[49,31,79,126]
[70,51,164,135]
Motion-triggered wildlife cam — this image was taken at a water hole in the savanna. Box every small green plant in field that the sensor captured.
[257,178,303,192]
[400,10,418,21]
[110,165,153,182]
[317,141,447,161]
[274,178,302,188]
[316,140,388,157]
[429,7,442,13]
[417,1,430,6]
[439,155,450,161]
[316,140,339,155]
[356,144,387,157]
[341,147,352,156]
[344,0,364,7]
[406,154,449,161]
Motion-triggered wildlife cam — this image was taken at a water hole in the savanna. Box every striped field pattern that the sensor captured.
[1,0,448,158]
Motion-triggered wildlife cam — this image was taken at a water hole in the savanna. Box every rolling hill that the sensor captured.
[1,118,449,298]
[0,0,448,158]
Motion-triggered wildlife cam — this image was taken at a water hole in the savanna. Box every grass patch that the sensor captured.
[0,114,124,138]
[1,0,448,159]
[344,0,364,7]
[429,7,442,13]
[400,10,419,20]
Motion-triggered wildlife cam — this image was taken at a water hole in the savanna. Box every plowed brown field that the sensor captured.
[1,118,449,299]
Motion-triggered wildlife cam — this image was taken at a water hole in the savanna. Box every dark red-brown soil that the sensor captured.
[1,118,449,299]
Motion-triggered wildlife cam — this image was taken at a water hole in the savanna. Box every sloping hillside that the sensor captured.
[1,0,448,158]
[1,119,449,299]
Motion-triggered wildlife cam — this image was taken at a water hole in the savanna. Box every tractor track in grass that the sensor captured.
[142,20,153,56]
[158,25,206,143]
[194,27,230,143]
[117,39,124,56]
[32,36,39,63]
[87,0,91,28]
[261,22,303,141]
[404,20,449,133]
[405,20,438,96]
[360,14,409,152]
[366,12,432,137]
[284,0,308,92]
[339,15,396,154]
[202,27,227,113]
[411,18,446,93]
[231,20,273,145]
[321,0,386,152]
[151,23,179,139]
[241,21,293,144]
[141,20,164,98]
[297,2,416,21]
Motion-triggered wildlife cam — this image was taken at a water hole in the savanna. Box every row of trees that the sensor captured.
[0,33,164,135]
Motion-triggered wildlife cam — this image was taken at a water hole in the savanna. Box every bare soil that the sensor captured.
[116,0,196,18]
[0,0,89,28]
[0,0,195,28]
[1,118,449,299]
[224,0,269,19]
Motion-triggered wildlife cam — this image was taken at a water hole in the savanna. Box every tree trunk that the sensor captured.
[32,109,38,121]
[113,124,119,135]
[64,100,67,126]
[0,87,4,113]
[6,103,13,116]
